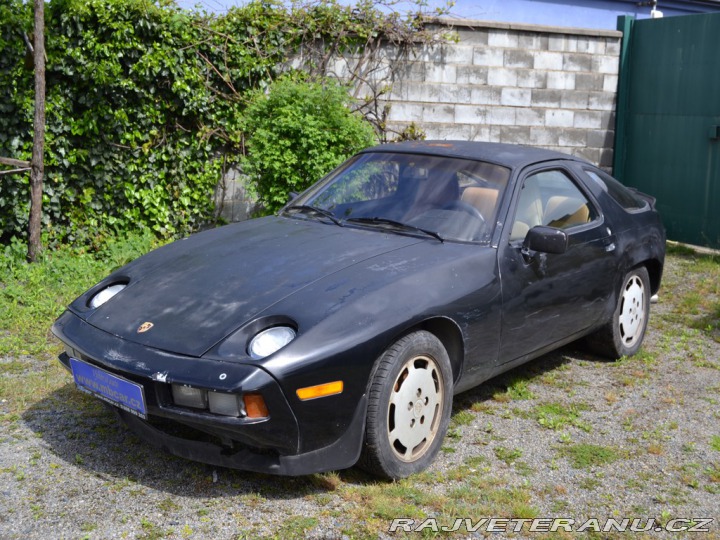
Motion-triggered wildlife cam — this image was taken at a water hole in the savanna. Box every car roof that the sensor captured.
[361,141,589,170]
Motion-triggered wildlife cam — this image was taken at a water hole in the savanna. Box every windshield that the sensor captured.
[288,152,511,243]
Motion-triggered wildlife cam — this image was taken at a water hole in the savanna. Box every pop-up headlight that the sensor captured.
[89,283,127,309]
[247,326,296,360]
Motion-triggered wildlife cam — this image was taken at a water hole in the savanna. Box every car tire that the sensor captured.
[358,330,453,480]
[586,266,651,359]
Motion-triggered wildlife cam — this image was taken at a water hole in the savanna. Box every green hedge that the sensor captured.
[0,0,384,246]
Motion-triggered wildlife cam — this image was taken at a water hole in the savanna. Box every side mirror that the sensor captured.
[522,226,568,255]
[288,191,299,202]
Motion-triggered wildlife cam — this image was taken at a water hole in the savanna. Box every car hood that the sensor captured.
[74,216,423,357]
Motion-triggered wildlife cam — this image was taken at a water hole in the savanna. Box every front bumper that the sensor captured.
[52,310,365,475]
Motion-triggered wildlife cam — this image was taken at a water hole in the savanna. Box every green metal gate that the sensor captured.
[614,13,720,249]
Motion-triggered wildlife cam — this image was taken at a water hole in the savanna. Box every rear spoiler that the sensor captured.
[628,187,657,210]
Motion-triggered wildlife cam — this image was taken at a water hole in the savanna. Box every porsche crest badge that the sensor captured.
[137,322,154,333]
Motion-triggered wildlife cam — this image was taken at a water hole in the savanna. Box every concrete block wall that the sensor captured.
[381,19,622,168]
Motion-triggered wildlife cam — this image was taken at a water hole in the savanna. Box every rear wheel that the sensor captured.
[586,266,650,359]
[358,331,453,479]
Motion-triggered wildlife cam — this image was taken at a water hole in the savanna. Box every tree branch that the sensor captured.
[0,168,31,176]
[0,156,31,168]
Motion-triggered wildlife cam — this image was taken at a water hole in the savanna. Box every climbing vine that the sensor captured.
[0,0,451,246]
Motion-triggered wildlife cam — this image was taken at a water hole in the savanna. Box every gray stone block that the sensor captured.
[423,104,456,123]
[518,33,549,51]
[592,55,619,74]
[387,102,424,122]
[499,125,531,144]
[456,28,489,45]
[529,127,561,146]
[516,107,547,126]
[561,91,589,110]
[559,129,588,147]
[600,148,614,167]
[533,51,564,70]
[563,53,593,72]
[455,104,487,123]
[588,92,616,111]
[437,83,471,104]
[573,146,602,165]
[603,74,619,93]
[504,50,534,69]
[429,123,473,140]
[545,109,575,127]
[600,111,616,130]
[469,125,492,141]
[473,46,504,67]
[425,64,458,84]
[470,86,502,106]
[488,67,519,87]
[487,106,517,126]
[501,88,532,107]
[531,89,563,108]
[575,73,605,92]
[457,65,489,85]
[488,30,520,48]
[573,111,603,129]
[587,129,615,148]
[438,44,474,65]
[517,69,547,89]
[547,71,576,90]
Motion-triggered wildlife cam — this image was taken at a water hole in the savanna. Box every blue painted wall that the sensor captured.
[451,0,720,30]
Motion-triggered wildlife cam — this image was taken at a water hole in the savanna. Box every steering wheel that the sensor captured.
[443,200,485,223]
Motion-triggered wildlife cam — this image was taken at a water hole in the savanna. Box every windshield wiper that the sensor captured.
[283,205,343,227]
[346,217,444,243]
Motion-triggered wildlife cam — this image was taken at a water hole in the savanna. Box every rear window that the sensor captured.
[583,169,648,211]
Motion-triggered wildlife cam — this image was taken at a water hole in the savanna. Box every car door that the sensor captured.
[497,163,618,365]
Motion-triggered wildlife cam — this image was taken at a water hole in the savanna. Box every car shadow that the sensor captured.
[22,383,380,499]
[22,343,603,497]
[452,342,604,411]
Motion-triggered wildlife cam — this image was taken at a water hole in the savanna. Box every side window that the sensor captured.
[510,169,597,241]
[583,168,648,211]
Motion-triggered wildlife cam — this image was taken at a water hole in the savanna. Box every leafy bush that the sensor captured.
[0,0,444,245]
[0,0,293,244]
[242,77,376,212]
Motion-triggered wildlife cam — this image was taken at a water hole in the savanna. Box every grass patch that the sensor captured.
[532,401,591,432]
[274,516,319,540]
[0,233,161,415]
[711,436,720,452]
[558,443,622,469]
[0,232,160,359]
[494,446,522,465]
[492,374,536,402]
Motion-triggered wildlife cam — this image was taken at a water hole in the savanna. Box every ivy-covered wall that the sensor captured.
[0,0,392,245]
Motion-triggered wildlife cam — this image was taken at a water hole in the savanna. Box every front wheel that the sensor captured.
[358,331,453,479]
[586,266,651,359]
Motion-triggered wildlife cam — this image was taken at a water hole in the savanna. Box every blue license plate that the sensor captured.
[70,358,147,419]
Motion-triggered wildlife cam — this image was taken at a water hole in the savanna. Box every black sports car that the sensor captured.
[52,141,665,479]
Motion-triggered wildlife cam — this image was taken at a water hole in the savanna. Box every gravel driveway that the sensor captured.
[1,251,719,539]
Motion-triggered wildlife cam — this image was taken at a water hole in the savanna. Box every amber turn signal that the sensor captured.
[243,393,269,418]
[296,380,344,401]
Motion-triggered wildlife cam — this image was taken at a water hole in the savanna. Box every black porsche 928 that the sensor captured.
[52,141,665,479]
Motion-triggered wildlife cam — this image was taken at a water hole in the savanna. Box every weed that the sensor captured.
[451,409,474,427]
[493,375,536,402]
[494,446,522,465]
[275,516,319,540]
[558,443,622,469]
[711,435,720,452]
[533,401,591,432]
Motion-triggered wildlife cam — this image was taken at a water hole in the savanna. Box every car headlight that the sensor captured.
[89,283,127,309]
[248,326,296,360]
